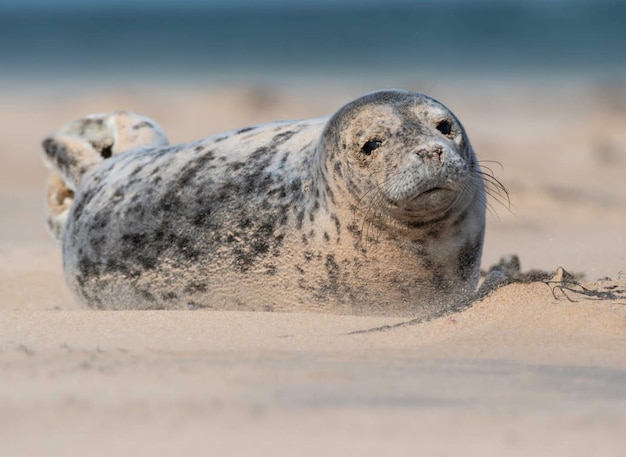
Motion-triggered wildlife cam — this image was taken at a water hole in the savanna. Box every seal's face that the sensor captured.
[328,90,480,224]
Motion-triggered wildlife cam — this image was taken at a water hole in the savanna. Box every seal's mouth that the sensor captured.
[396,186,458,215]
[407,186,455,203]
[411,187,450,198]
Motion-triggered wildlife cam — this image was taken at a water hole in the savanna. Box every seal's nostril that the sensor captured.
[416,146,445,163]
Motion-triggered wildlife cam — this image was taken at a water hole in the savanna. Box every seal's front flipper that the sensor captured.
[42,111,169,242]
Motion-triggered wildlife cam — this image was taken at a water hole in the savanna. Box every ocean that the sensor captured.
[1,1,625,84]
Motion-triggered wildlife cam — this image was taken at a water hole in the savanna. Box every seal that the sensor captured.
[42,90,490,317]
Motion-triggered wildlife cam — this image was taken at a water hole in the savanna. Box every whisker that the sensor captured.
[478,161,507,203]
[472,177,502,211]
[361,189,387,245]
[478,159,505,172]
[351,171,390,246]
[473,169,511,212]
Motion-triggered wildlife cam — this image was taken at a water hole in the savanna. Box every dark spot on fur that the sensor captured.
[42,138,74,175]
[330,213,341,235]
[271,129,297,147]
[76,250,98,281]
[185,282,208,293]
[120,233,159,270]
[278,205,289,226]
[323,231,330,242]
[419,253,434,270]
[250,146,275,163]
[71,186,97,221]
[299,140,313,153]
[432,268,449,291]
[277,186,287,199]
[187,301,213,310]
[296,210,305,229]
[76,118,104,136]
[154,230,165,242]
[427,228,441,240]
[192,209,212,227]
[457,236,482,282]
[452,208,470,229]
[159,189,182,212]
[333,161,342,177]
[132,121,154,131]
[177,152,216,187]
[229,162,245,172]
[290,177,302,193]
[236,126,256,135]
[347,221,360,236]
[325,183,335,205]
[176,236,201,261]
[324,254,341,292]
[140,289,155,301]
[41,138,59,159]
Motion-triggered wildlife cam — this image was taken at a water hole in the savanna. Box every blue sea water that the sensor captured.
[1,1,625,84]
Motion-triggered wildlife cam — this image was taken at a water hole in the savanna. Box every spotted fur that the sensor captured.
[43,90,486,317]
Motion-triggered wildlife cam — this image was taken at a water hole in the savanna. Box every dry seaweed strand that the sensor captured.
[544,267,626,303]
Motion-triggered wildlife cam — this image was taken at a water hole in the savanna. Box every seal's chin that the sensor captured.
[395,187,458,216]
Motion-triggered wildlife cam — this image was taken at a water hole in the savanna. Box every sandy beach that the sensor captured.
[1,79,625,455]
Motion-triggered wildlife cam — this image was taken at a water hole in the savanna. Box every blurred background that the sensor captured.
[1,0,625,84]
[1,0,625,307]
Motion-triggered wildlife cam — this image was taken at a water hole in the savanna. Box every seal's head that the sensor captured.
[324,90,483,226]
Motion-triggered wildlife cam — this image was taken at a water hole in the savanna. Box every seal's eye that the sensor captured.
[436,120,452,136]
[361,140,381,156]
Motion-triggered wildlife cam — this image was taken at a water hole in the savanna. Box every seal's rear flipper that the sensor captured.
[45,172,75,241]
[42,111,169,242]
[42,134,105,191]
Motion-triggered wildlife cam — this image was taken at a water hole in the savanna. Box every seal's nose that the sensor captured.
[416,145,444,166]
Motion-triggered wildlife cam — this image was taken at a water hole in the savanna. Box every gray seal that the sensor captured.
[42,90,489,317]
